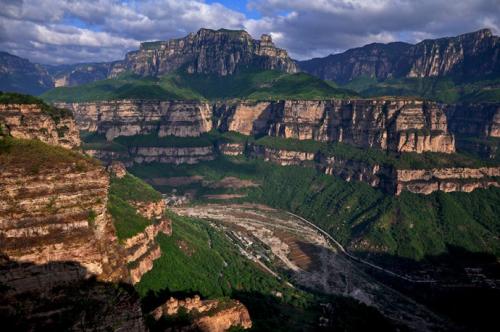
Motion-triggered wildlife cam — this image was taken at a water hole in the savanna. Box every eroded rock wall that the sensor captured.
[0,103,80,149]
[57,100,213,140]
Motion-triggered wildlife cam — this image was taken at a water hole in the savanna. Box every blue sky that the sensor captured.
[1,0,499,64]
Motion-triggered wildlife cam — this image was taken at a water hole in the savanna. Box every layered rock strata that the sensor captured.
[0,104,145,330]
[57,100,212,140]
[0,103,80,149]
[64,98,457,154]
[114,28,296,77]
[395,167,500,195]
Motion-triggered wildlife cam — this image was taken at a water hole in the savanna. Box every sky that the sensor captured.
[1,0,499,65]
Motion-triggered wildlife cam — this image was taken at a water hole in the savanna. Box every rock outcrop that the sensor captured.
[0,103,80,149]
[116,191,172,284]
[248,144,316,166]
[299,29,500,82]
[446,103,500,138]
[113,28,296,77]
[152,296,252,332]
[395,167,500,195]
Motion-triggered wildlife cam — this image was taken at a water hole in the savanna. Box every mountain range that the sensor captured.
[1,28,499,99]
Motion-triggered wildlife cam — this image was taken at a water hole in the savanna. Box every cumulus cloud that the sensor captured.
[0,0,499,64]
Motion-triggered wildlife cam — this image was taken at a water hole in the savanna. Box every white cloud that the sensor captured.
[0,0,499,64]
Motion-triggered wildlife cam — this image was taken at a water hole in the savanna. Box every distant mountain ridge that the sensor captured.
[299,29,500,83]
[0,28,498,96]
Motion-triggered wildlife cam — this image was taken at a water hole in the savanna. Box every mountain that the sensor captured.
[45,62,115,87]
[0,52,53,95]
[112,28,297,77]
[1,28,298,95]
[299,29,500,83]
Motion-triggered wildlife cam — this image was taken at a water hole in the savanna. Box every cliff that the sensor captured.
[0,103,80,149]
[219,99,456,154]
[395,167,500,195]
[57,100,213,140]
[152,295,252,332]
[112,28,296,77]
[65,98,457,154]
[299,29,500,82]
[0,101,146,330]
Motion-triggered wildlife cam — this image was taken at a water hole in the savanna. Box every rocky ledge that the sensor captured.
[152,295,252,332]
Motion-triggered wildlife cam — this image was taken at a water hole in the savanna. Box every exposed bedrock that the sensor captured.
[56,100,213,140]
[0,103,80,149]
[63,98,458,154]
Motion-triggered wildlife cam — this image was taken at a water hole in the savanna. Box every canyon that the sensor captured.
[0,101,251,331]
[57,98,500,195]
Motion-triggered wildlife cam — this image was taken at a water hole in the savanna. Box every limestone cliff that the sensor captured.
[0,103,80,149]
[395,167,500,195]
[112,28,296,77]
[64,98,456,154]
[219,99,456,154]
[57,100,213,140]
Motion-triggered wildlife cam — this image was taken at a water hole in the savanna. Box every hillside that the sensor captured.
[41,70,356,102]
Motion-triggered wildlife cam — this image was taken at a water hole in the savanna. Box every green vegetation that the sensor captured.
[107,193,151,240]
[0,137,98,174]
[342,76,500,103]
[115,133,214,148]
[41,70,357,103]
[0,91,72,122]
[107,172,163,240]
[109,173,162,202]
[138,211,394,331]
[130,156,500,262]
[253,135,495,169]
[136,211,293,298]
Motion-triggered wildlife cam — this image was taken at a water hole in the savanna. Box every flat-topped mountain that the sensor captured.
[299,29,500,82]
[111,28,297,77]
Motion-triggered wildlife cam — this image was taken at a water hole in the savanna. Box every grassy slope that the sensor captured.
[0,137,98,174]
[107,173,162,240]
[342,76,500,103]
[41,70,357,103]
[129,157,500,262]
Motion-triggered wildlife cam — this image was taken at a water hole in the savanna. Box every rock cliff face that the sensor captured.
[65,98,456,154]
[219,99,456,154]
[123,199,172,284]
[113,28,296,77]
[57,100,212,140]
[249,145,500,195]
[299,29,500,82]
[152,296,252,332]
[0,104,146,330]
[0,103,80,149]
